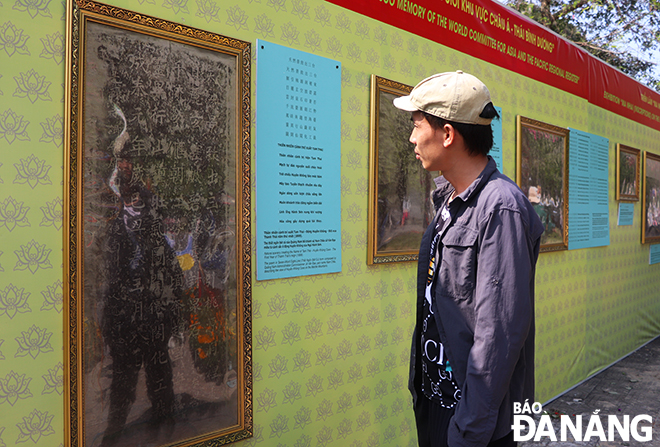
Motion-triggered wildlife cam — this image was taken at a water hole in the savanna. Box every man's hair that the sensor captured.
[422,103,500,157]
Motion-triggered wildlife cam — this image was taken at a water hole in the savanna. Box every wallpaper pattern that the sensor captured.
[0,0,659,446]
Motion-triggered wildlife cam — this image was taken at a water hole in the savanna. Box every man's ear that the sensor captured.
[442,123,455,148]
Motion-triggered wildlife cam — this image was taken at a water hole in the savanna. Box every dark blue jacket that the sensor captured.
[410,157,544,447]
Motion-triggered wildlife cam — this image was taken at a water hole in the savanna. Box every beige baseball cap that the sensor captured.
[393,71,494,125]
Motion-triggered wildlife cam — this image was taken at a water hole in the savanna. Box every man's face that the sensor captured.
[410,111,445,172]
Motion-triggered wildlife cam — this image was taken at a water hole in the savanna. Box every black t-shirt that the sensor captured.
[420,204,461,408]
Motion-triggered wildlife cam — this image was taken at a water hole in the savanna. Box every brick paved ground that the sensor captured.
[519,336,660,447]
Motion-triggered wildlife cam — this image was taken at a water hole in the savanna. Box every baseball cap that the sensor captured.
[393,71,494,125]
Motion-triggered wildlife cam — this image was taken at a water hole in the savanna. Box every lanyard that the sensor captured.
[425,204,451,304]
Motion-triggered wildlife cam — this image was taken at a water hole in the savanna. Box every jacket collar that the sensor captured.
[432,156,497,210]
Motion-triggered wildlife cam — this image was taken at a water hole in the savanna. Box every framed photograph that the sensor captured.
[367,75,436,264]
[516,116,569,252]
[616,144,641,201]
[642,151,660,244]
[64,2,252,446]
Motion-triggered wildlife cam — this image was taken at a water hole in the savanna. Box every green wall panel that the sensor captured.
[1,0,659,446]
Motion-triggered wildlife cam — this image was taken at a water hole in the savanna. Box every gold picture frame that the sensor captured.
[516,116,569,252]
[642,151,660,244]
[616,143,641,201]
[64,1,252,446]
[367,75,437,264]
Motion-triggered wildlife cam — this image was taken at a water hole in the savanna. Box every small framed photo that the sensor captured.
[516,116,569,252]
[64,1,252,446]
[367,75,437,264]
[616,144,641,201]
[642,151,660,244]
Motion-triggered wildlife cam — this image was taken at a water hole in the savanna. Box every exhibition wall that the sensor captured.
[0,0,659,445]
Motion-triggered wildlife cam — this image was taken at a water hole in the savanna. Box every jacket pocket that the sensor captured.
[438,225,478,301]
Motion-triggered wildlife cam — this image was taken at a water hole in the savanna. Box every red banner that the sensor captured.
[326,0,660,131]
[590,60,660,130]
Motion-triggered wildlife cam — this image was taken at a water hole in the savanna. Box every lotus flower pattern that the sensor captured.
[13,69,51,103]
[291,0,310,20]
[280,22,299,46]
[12,0,53,19]
[14,239,52,274]
[14,324,54,359]
[39,114,62,146]
[39,197,62,230]
[13,154,51,189]
[0,22,30,57]
[41,363,63,395]
[196,0,221,22]
[0,284,31,319]
[254,13,275,38]
[0,197,30,231]
[40,280,62,313]
[226,6,249,31]
[163,0,189,14]
[0,371,32,406]
[0,109,30,144]
[267,0,287,12]
[39,32,63,64]
[15,409,55,444]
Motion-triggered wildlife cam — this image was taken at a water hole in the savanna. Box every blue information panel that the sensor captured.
[490,106,503,172]
[618,202,635,226]
[568,129,610,250]
[256,40,341,280]
[650,244,660,265]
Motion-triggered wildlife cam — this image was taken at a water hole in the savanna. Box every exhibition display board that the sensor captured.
[256,40,342,279]
[1,0,660,445]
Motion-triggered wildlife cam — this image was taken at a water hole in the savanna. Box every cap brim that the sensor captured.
[393,95,419,112]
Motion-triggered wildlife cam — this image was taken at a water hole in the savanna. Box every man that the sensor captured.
[393,71,544,447]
